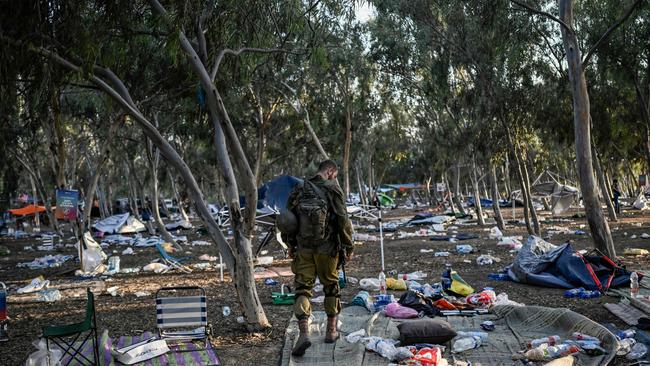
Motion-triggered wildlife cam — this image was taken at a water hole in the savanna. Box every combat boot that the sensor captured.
[324,315,339,343]
[291,319,312,356]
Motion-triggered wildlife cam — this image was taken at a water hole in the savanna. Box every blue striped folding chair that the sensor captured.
[155,287,208,345]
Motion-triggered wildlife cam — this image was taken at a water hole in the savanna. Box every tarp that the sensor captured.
[258,175,302,210]
[508,236,632,290]
[8,205,47,216]
[377,193,394,206]
[92,213,146,234]
[467,197,511,208]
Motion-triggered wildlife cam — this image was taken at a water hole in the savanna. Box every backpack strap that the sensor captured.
[304,180,328,204]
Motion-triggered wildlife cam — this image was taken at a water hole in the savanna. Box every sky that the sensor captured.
[355,2,374,23]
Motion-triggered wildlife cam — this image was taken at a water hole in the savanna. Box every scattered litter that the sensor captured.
[236,316,245,324]
[452,336,482,353]
[106,256,120,275]
[264,278,278,285]
[134,291,150,297]
[420,249,435,253]
[198,254,218,261]
[363,336,412,361]
[489,227,503,240]
[432,224,446,232]
[623,248,649,256]
[256,256,273,265]
[142,262,170,273]
[106,286,119,296]
[494,293,523,306]
[497,236,523,251]
[435,252,450,257]
[191,240,212,247]
[643,233,650,239]
[346,329,366,343]
[360,278,381,291]
[311,295,324,303]
[121,247,134,255]
[353,233,378,241]
[477,254,500,265]
[631,235,638,239]
[37,289,61,302]
[25,338,62,366]
[456,244,474,254]
[121,267,140,274]
[17,276,49,294]
[18,254,74,270]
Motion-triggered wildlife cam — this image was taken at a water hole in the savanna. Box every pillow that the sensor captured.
[397,318,457,345]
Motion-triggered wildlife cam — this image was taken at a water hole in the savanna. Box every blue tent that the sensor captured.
[258,175,302,210]
[508,236,632,290]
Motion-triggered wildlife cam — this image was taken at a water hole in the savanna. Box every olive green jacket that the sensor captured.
[284,175,354,255]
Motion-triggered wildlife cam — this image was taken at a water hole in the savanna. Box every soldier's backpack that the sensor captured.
[295,180,330,242]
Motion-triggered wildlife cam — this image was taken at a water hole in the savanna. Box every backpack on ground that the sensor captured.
[295,180,330,242]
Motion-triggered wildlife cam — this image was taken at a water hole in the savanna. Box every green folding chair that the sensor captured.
[42,288,99,366]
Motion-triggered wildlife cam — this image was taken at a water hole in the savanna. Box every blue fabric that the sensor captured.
[259,176,302,210]
[508,240,631,290]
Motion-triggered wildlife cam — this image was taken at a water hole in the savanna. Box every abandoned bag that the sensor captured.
[397,318,457,345]
[295,180,329,242]
[398,290,439,317]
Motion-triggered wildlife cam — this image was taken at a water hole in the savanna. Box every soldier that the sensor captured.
[281,160,354,356]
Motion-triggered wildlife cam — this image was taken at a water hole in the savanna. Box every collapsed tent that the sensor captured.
[633,192,649,210]
[511,171,579,215]
[258,175,302,211]
[92,213,146,234]
[467,197,511,208]
[407,213,454,226]
[8,205,48,216]
[508,236,632,290]
[377,193,394,206]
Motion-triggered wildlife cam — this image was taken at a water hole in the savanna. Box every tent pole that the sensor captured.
[378,207,384,272]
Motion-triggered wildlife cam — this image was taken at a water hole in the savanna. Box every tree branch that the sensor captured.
[509,0,574,34]
[581,0,645,69]
[210,47,295,81]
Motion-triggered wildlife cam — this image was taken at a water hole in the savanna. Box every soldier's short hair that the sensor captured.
[318,160,338,172]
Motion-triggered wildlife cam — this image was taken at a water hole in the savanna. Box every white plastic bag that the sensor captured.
[489,227,503,240]
[79,232,107,274]
[25,338,62,366]
[360,278,380,291]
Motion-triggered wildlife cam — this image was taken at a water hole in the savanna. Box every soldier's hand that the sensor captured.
[345,251,353,263]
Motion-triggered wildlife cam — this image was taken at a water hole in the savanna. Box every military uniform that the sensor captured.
[284,175,354,320]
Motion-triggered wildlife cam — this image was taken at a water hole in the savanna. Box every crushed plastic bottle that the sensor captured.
[631,272,640,298]
[452,336,481,353]
[627,342,648,360]
[546,344,580,358]
[617,338,637,356]
[527,335,561,349]
[572,332,599,342]
[107,256,120,275]
[222,306,231,317]
[579,290,601,299]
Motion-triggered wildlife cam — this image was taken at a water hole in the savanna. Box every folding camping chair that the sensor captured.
[155,287,209,346]
[38,234,61,251]
[154,243,192,273]
[42,288,99,366]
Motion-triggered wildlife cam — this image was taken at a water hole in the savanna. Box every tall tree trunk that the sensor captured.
[593,145,617,221]
[559,0,616,257]
[150,148,178,247]
[444,174,455,215]
[503,157,512,198]
[51,89,67,188]
[471,160,485,225]
[510,143,534,235]
[522,157,540,235]
[355,163,366,206]
[453,164,467,215]
[169,172,190,221]
[490,164,505,231]
[343,99,352,198]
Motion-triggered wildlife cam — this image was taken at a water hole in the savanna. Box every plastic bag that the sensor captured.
[25,338,62,366]
[17,276,49,294]
[385,302,419,319]
[466,290,496,306]
[346,329,366,343]
[493,293,524,306]
[143,262,170,273]
[450,271,474,296]
[386,278,407,291]
[398,290,438,316]
[364,336,412,361]
[79,232,107,274]
[489,227,503,240]
[360,278,380,291]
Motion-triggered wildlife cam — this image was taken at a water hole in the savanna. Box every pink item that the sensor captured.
[385,302,419,319]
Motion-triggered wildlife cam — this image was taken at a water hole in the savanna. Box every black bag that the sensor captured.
[398,290,439,317]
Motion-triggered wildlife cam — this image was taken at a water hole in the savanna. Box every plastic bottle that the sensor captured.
[378,271,387,294]
[546,344,580,357]
[631,272,640,298]
[452,336,481,353]
[527,335,561,349]
[627,342,648,360]
[442,265,452,290]
[564,288,584,298]
[572,332,599,342]
[222,306,231,317]
[617,329,636,340]
[399,271,427,281]
[617,338,637,356]
[107,256,120,274]
[456,331,488,341]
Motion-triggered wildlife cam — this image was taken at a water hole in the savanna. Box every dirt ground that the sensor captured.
[2,206,650,365]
